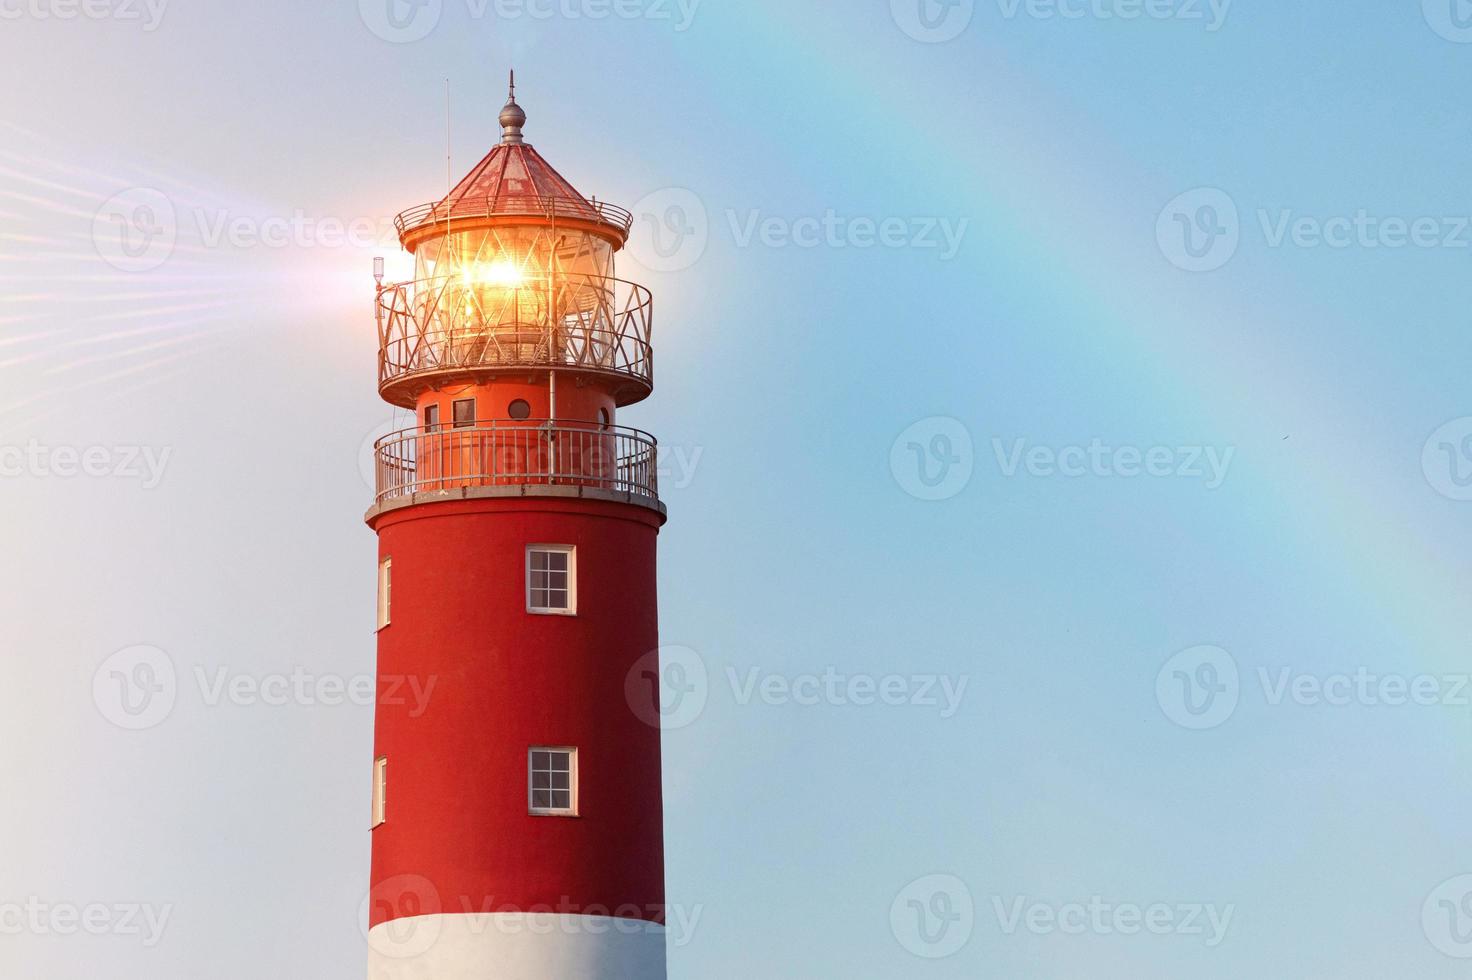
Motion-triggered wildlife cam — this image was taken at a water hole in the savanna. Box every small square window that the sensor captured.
[424,404,441,432]
[372,757,388,829]
[529,747,577,816]
[453,399,476,428]
[377,557,392,630]
[526,546,575,615]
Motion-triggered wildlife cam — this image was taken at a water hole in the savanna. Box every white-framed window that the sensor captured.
[377,557,392,630]
[526,545,576,615]
[371,757,388,829]
[528,747,578,816]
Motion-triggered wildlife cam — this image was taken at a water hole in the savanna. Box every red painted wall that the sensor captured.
[368,496,665,927]
[415,378,616,429]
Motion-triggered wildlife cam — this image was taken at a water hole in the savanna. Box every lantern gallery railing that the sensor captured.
[372,420,659,505]
[376,272,654,405]
[394,195,635,238]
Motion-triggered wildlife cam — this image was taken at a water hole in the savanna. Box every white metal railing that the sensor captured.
[376,273,653,399]
[373,420,659,505]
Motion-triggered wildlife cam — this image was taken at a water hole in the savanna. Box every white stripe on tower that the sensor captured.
[367,913,667,980]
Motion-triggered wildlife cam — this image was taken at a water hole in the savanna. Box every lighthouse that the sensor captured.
[363,76,668,979]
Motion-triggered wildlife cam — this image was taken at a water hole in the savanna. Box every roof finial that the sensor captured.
[500,69,526,145]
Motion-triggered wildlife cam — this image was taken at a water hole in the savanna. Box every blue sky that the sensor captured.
[4,1,1472,977]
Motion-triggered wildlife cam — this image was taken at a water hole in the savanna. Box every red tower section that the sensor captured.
[364,77,668,979]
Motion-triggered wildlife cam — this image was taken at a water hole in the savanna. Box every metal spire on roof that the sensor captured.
[500,69,526,145]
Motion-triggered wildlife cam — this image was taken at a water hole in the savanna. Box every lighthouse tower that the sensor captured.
[363,76,668,979]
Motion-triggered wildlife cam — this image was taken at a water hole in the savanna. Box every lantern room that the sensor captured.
[375,74,653,415]
[370,75,661,514]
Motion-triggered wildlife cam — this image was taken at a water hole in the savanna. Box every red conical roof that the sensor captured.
[435,140,599,220]
[395,78,631,244]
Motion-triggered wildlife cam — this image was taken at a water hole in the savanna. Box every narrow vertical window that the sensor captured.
[377,557,392,630]
[453,398,476,428]
[372,757,388,829]
[424,404,441,432]
[526,545,576,615]
[528,747,577,816]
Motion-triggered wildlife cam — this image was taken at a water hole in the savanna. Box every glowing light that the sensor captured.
[461,259,528,289]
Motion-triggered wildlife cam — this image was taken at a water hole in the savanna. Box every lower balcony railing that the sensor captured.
[373,420,659,506]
